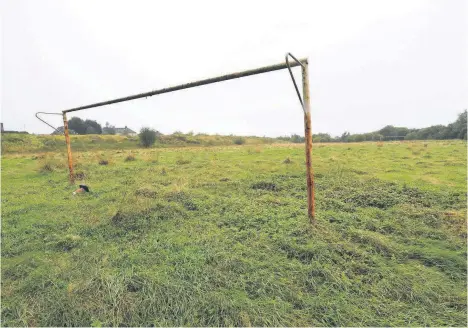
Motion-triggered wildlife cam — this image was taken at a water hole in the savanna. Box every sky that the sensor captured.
[1,0,467,137]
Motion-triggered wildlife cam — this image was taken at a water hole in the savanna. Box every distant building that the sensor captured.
[103,126,136,136]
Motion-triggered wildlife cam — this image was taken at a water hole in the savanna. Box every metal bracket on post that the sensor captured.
[285,53,306,113]
[285,53,315,223]
[35,112,63,133]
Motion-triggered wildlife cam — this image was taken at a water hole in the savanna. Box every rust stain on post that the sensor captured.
[302,62,315,223]
[63,113,74,184]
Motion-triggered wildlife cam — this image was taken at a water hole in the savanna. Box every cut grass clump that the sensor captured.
[110,202,186,233]
[31,154,45,160]
[166,191,198,210]
[38,158,65,173]
[176,158,191,165]
[40,162,54,172]
[49,234,82,251]
[251,181,279,191]
[74,171,87,180]
[135,187,158,198]
[247,146,263,154]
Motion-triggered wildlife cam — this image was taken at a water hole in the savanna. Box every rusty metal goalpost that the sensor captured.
[35,53,315,223]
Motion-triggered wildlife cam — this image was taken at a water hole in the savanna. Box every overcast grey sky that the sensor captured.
[1,0,467,137]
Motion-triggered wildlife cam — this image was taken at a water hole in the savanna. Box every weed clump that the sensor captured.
[74,171,87,180]
[283,157,292,164]
[99,159,109,165]
[38,158,64,173]
[40,163,54,172]
[125,154,136,162]
[251,181,279,191]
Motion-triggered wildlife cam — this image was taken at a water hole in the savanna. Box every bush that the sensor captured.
[139,128,157,148]
[233,137,246,145]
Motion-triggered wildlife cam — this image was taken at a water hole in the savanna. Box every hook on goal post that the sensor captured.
[35,112,63,133]
[285,53,306,114]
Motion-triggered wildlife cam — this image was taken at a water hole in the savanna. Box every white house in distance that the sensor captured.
[115,127,137,136]
[103,126,137,136]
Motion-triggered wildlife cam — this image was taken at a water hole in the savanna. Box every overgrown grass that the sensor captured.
[1,141,466,326]
[1,133,280,154]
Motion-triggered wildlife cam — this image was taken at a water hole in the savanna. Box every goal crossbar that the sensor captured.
[63,58,307,113]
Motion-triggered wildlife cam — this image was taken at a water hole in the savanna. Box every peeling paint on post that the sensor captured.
[63,113,74,184]
[302,62,315,223]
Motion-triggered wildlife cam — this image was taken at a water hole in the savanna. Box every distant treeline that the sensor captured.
[277,110,467,143]
[2,131,29,134]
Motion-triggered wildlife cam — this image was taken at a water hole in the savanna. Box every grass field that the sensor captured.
[1,138,467,326]
[0,133,279,154]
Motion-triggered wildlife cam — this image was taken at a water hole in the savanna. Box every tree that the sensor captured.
[84,119,102,134]
[139,127,157,147]
[68,117,87,135]
[351,134,365,142]
[122,126,130,136]
[290,134,304,143]
[405,132,418,140]
[447,109,467,140]
[313,133,332,143]
[103,122,116,135]
[340,131,350,142]
[86,126,97,134]
[106,126,116,135]
[68,117,102,135]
